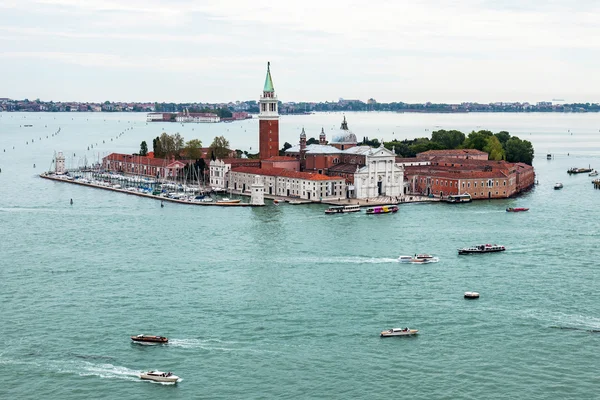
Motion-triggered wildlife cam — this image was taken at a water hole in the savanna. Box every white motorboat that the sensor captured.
[398,254,439,263]
[380,328,418,337]
[589,170,598,177]
[140,371,180,383]
[464,291,480,299]
[216,198,241,204]
[554,183,563,190]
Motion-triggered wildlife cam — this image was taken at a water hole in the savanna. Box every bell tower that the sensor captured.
[259,62,279,160]
[319,127,326,145]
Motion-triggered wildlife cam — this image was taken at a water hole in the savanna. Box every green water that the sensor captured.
[1,112,599,399]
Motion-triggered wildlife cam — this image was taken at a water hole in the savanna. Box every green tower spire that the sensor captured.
[263,62,274,92]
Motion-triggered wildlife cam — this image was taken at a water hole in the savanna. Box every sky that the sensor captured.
[0,0,599,103]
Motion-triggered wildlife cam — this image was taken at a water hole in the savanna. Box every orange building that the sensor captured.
[405,157,535,199]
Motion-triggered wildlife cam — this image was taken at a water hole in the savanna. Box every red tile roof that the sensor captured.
[232,166,342,181]
[103,153,190,168]
[263,156,298,162]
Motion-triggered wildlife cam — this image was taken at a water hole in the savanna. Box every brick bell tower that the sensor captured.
[259,62,279,160]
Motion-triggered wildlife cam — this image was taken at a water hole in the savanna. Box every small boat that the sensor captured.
[464,291,480,299]
[131,334,168,343]
[443,193,472,203]
[589,170,598,177]
[458,244,505,255]
[506,207,529,212]
[567,167,592,174]
[554,183,563,190]
[288,200,303,205]
[324,204,361,214]
[273,199,281,205]
[398,254,439,263]
[546,153,552,160]
[365,205,398,214]
[216,198,241,204]
[140,371,179,383]
[380,327,418,337]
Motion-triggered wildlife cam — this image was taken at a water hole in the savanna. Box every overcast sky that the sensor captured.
[1,0,598,103]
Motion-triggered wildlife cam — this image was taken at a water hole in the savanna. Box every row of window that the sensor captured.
[419,177,508,188]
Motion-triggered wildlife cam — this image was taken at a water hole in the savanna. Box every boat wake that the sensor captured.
[549,326,600,333]
[523,309,600,333]
[168,338,277,354]
[67,361,141,381]
[304,256,400,265]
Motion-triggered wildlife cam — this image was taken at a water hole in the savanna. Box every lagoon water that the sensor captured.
[1,112,599,399]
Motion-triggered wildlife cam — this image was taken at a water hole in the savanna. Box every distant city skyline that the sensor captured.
[1,0,598,103]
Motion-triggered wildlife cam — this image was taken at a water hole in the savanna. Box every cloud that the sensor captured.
[0,0,599,102]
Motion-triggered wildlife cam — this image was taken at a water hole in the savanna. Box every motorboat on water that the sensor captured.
[554,183,563,190]
[365,205,398,214]
[288,200,303,205]
[140,371,180,383]
[216,198,241,204]
[458,244,505,255]
[443,193,472,203]
[131,334,168,343]
[398,254,439,263]
[324,204,361,214]
[506,207,529,212]
[589,170,598,177]
[464,291,480,299]
[567,167,592,174]
[380,327,418,337]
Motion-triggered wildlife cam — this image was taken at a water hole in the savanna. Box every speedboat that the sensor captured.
[464,291,480,299]
[506,207,529,212]
[554,183,563,190]
[458,244,505,255]
[131,334,168,343]
[380,328,418,337]
[140,371,179,383]
[589,170,598,176]
[398,254,439,263]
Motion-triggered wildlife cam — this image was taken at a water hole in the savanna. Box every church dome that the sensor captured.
[331,116,357,144]
[331,132,357,144]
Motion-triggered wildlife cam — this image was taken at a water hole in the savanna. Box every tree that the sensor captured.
[183,139,203,159]
[279,142,292,155]
[505,137,534,165]
[152,136,163,158]
[495,131,511,148]
[209,136,230,159]
[139,141,148,156]
[218,108,232,119]
[463,131,491,151]
[158,132,175,158]
[307,137,319,145]
[431,129,465,149]
[484,136,505,161]
[409,138,444,154]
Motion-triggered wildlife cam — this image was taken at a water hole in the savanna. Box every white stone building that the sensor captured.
[229,166,345,201]
[209,159,230,189]
[348,146,405,198]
